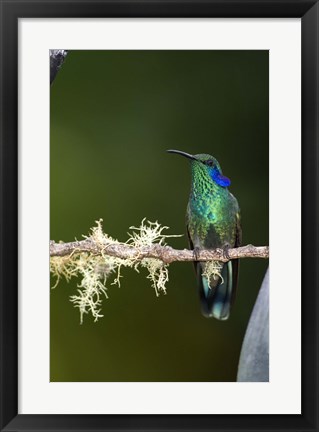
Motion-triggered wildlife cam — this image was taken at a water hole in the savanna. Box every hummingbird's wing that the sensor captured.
[230,211,242,307]
[186,221,232,320]
[235,210,242,247]
[195,211,241,320]
[186,223,197,273]
[186,205,241,320]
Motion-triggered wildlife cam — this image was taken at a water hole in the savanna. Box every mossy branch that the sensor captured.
[50,219,269,323]
[50,238,268,263]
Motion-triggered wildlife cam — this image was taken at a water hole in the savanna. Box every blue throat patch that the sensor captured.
[210,167,231,187]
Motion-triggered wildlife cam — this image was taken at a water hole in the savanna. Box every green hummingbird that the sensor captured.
[167,150,241,320]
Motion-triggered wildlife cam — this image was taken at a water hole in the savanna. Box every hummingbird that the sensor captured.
[167,150,241,320]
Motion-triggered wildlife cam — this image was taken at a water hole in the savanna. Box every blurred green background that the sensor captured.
[50,50,268,382]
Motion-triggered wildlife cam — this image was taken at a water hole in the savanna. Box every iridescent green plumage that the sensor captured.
[167,150,241,320]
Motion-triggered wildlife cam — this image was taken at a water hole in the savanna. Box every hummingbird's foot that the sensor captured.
[193,247,201,261]
[222,245,231,260]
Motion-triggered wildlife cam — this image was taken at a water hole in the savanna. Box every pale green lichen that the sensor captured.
[127,219,181,296]
[50,219,182,323]
[202,260,224,288]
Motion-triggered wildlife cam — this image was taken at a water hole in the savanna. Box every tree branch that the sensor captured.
[49,221,269,323]
[50,239,269,264]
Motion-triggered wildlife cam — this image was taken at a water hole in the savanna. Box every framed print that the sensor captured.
[0,1,318,431]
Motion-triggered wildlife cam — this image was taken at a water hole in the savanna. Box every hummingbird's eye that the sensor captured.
[206,159,214,167]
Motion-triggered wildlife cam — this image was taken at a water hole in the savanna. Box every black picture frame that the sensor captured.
[0,1,318,431]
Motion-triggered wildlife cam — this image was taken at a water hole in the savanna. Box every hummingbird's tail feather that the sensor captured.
[197,260,238,320]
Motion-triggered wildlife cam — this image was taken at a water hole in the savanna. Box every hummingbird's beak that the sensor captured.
[166,149,196,161]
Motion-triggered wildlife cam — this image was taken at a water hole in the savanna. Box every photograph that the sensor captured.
[2,1,319,430]
[49,49,269,382]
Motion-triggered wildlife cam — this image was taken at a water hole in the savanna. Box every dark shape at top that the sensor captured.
[50,50,68,85]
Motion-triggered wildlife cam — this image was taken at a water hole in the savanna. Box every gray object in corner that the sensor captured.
[237,268,269,382]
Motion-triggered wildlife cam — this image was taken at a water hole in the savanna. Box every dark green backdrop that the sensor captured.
[50,50,268,382]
